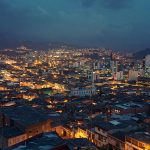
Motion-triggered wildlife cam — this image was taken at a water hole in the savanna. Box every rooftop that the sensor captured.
[111,131,126,142]
[0,127,24,138]
[8,132,69,150]
[96,119,137,131]
[0,105,50,128]
[127,132,150,144]
[66,138,96,148]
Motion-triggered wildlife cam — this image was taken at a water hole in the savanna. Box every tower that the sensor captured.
[110,61,118,78]
[145,55,150,76]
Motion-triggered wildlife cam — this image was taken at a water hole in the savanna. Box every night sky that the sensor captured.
[0,0,150,51]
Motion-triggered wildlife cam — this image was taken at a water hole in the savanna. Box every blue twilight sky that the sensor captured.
[0,0,150,51]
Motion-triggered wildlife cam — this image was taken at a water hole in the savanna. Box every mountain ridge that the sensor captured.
[133,48,150,59]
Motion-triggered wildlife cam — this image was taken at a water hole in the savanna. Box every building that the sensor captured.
[87,71,99,82]
[128,70,138,82]
[125,132,150,150]
[76,117,140,149]
[66,138,98,150]
[92,72,99,82]
[0,127,27,149]
[108,131,125,150]
[56,125,75,139]
[115,71,124,81]
[111,61,118,78]
[69,86,97,97]
[145,55,150,76]
[7,132,70,150]
[0,106,52,148]
[93,61,100,70]
[112,102,149,115]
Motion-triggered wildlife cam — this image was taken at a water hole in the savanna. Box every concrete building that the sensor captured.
[87,71,99,82]
[145,55,150,75]
[112,102,149,115]
[108,131,125,150]
[76,118,139,149]
[0,106,52,149]
[111,61,118,78]
[115,71,124,81]
[69,86,97,97]
[0,127,27,149]
[93,61,100,70]
[128,70,138,82]
[125,132,150,150]
[7,132,70,150]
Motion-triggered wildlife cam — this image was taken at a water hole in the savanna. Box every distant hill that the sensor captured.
[133,48,150,59]
[0,39,74,50]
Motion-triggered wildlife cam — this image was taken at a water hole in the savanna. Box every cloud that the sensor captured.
[81,0,96,8]
[0,0,150,51]
[100,0,134,9]
[37,6,49,15]
[80,0,134,10]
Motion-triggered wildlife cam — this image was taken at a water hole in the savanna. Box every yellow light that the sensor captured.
[64,100,68,103]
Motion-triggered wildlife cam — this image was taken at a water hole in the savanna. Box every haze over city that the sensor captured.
[0,0,150,51]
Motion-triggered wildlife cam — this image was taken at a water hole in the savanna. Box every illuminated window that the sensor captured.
[139,142,144,148]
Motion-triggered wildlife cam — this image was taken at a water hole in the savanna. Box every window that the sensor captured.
[92,134,95,139]
[116,142,120,148]
[98,134,102,140]
[132,139,138,146]
[103,138,107,142]
[9,140,12,146]
[126,137,131,143]
[97,127,101,131]
[22,136,26,140]
[139,142,144,148]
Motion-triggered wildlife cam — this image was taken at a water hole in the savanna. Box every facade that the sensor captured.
[111,61,118,78]
[6,132,70,150]
[76,127,103,148]
[69,86,97,97]
[125,132,150,150]
[145,55,150,76]
[108,132,125,150]
[0,127,27,149]
[75,117,141,149]
[128,70,138,82]
[67,138,98,150]
[94,126,108,148]
[55,125,75,139]
[112,102,149,115]
[115,71,124,81]
[87,71,99,82]
[0,106,52,148]
[93,61,101,70]
[92,72,99,82]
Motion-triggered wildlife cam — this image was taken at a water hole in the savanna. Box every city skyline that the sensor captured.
[0,0,150,51]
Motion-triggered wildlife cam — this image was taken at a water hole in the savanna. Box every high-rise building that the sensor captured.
[111,61,118,78]
[145,55,150,73]
[87,71,99,82]
[115,71,124,81]
[128,70,138,81]
[92,72,99,82]
[93,61,101,70]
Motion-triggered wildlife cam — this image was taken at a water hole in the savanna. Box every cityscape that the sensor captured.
[0,0,150,150]
[0,45,149,150]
